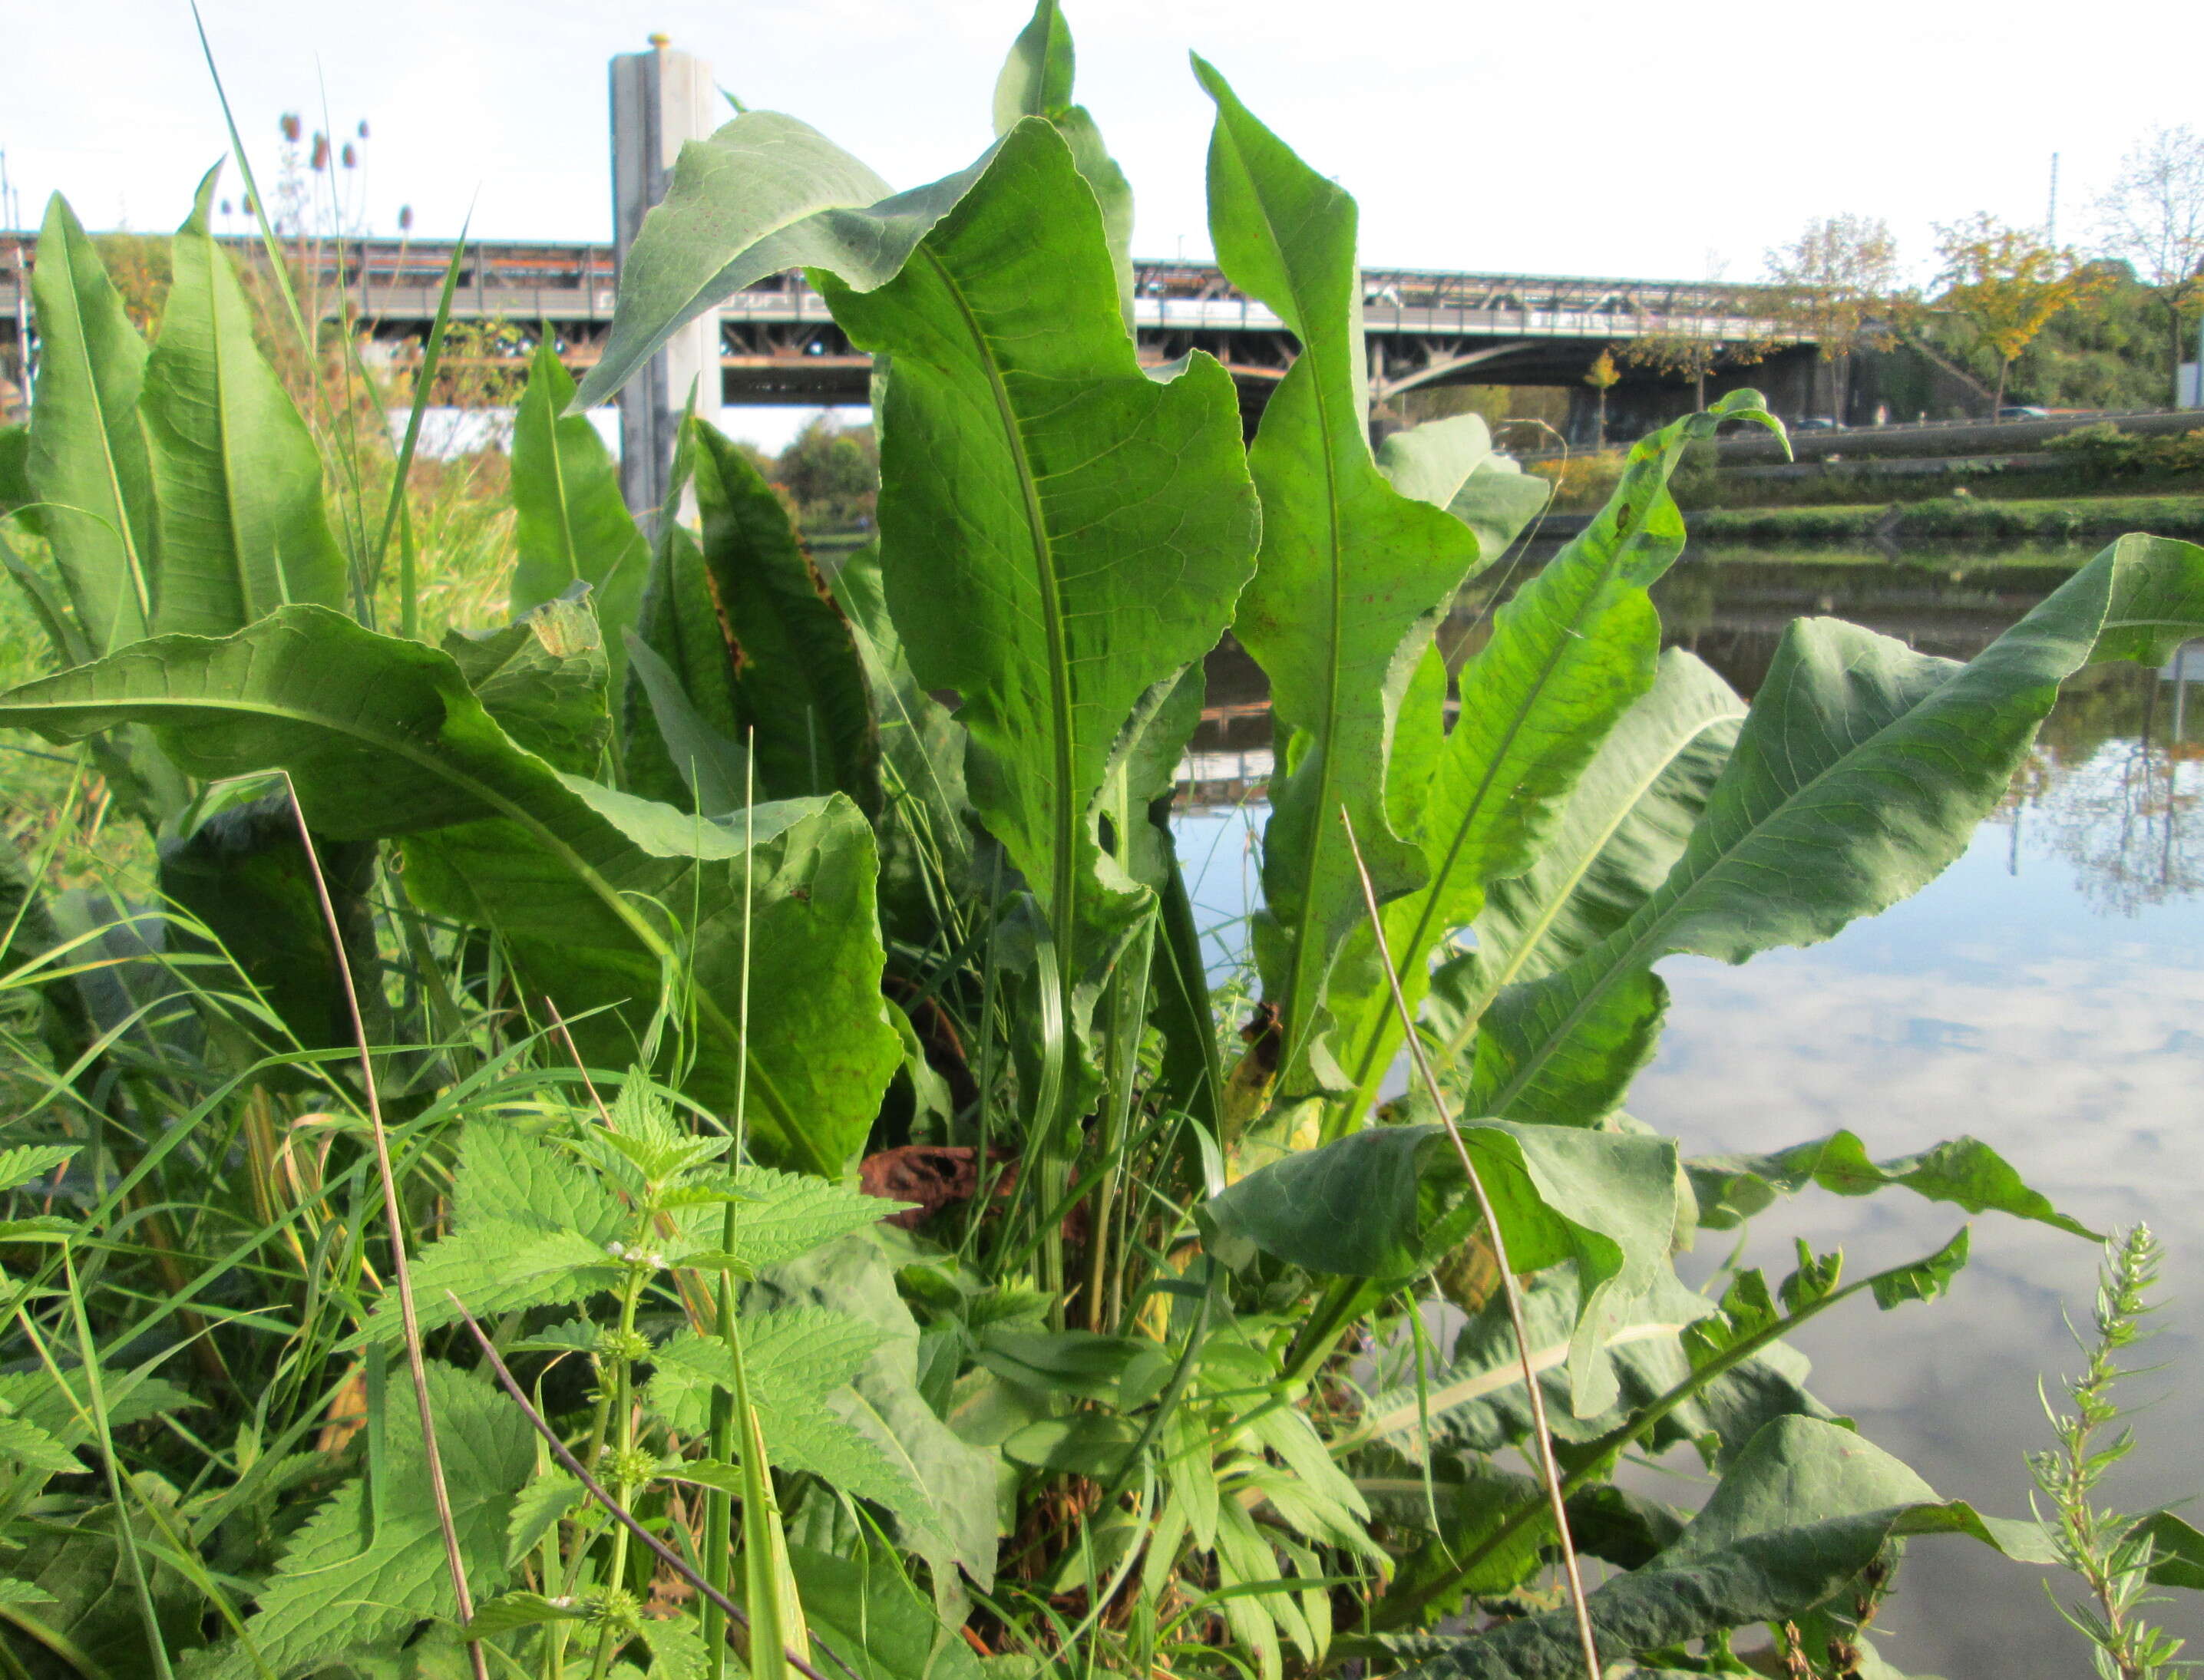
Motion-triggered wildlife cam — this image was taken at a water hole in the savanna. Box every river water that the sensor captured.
[1174,546,2204,1678]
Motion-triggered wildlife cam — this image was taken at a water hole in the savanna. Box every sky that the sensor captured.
[8,0,2201,289]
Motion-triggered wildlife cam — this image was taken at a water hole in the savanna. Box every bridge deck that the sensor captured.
[0,233,1800,405]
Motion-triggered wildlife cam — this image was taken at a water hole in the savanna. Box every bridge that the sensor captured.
[0,233,1812,421]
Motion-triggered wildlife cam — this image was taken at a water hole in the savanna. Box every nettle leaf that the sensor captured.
[505,1468,587,1567]
[1686,1128,2095,1237]
[453,1122,626,1244]
[745,1235,1000,1588]
[352,1122,639,1343]
[465,1590,589,1638]
[0,606,901,1175]
[672,1165,894,1273]
[142,167,347,635]
[0,1414,84,1475]
[0,1144,77,1196]
[821,117,1259,1047]
[1398,1416,2042,1679]
[1204,1121,1674,1414]
[1192,61,1490,1098]
[0,1363,197,1452]
[194,1361,534,1680]
[1332,404,1774,1120]
[651,1309,958,1581]
[350,1222,620,1345]
[1474,533,2204,1127]
[574,112,983,409]
[25,193,156,655]
[510,340,649,688]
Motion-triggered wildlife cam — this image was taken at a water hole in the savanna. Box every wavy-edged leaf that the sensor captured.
[574,112,983,409]
[0,606,900,1173]
[1687,1127,2095,1237]
[1358,1269,1832,1473]
[1193,60,1489,1095]
[786,1542,986,1680]
[682,421,878,808]
[822,118,1257,1033]
[993,0,1135,326]
[1333,399,1775,1117]
[25,194,156,654]
[1474,533,2204,1126]
[1396,1416,2042,1678]
[510,339,648,683]
[829,549,974,942]
[142,168,346,635]
[1204,1120,1674,1414]
[1428,649,1742,1057]
[441,588,612,777]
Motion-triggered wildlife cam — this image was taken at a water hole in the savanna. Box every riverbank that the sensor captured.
[1533,493,2204,546]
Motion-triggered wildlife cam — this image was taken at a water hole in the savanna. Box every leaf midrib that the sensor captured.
[1440,707,1742,1061]
[1484,645,1980,1115]
[1343,530,1648,1099]
[915,244,1079,995]
[45,223,153,648]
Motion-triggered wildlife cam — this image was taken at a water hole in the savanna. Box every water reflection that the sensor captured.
[1174,550,2204,1678]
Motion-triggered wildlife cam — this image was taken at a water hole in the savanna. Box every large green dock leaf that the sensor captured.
[24,195,157,655]
[1472,533,2204,1126]
[141,169,346,635]
[0,606,899,1173]
[1194,59,1489,1096]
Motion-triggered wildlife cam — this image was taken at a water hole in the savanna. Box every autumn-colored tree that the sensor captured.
[1934,214,2110,417]
[2094,124,2204,407]
[1582,347,1620,447]
[1620,319,1771,410]
[1764,214,1902,423]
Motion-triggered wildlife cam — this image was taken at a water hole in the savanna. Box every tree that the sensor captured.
[1581,347,1619,447]
[1934,215,2110,418]
[775,412,879,525]
[2094,124,2204,408]
[1620,319,1770,410]
[1763,214,1902,423]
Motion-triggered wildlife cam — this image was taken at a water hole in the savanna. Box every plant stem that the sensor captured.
[282,780,486,1680]
[1339,807,1600,1680]
[450,1301,854,1680]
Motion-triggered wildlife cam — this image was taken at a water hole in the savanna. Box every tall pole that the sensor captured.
[610,35,721,523]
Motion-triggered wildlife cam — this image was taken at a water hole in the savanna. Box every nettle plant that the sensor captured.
[5,5,2204,1678]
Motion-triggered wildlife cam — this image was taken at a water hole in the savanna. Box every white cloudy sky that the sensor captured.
[6,0,2198,288]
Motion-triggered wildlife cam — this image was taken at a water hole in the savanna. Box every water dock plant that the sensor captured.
[3,5,2202,1676]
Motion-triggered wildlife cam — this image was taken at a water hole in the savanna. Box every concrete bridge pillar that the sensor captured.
[610,38,721,522]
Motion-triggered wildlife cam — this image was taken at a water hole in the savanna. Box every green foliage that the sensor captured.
[508,337,648,695]
[2028,1226,2192,1678]
[4,8,2201,1679]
